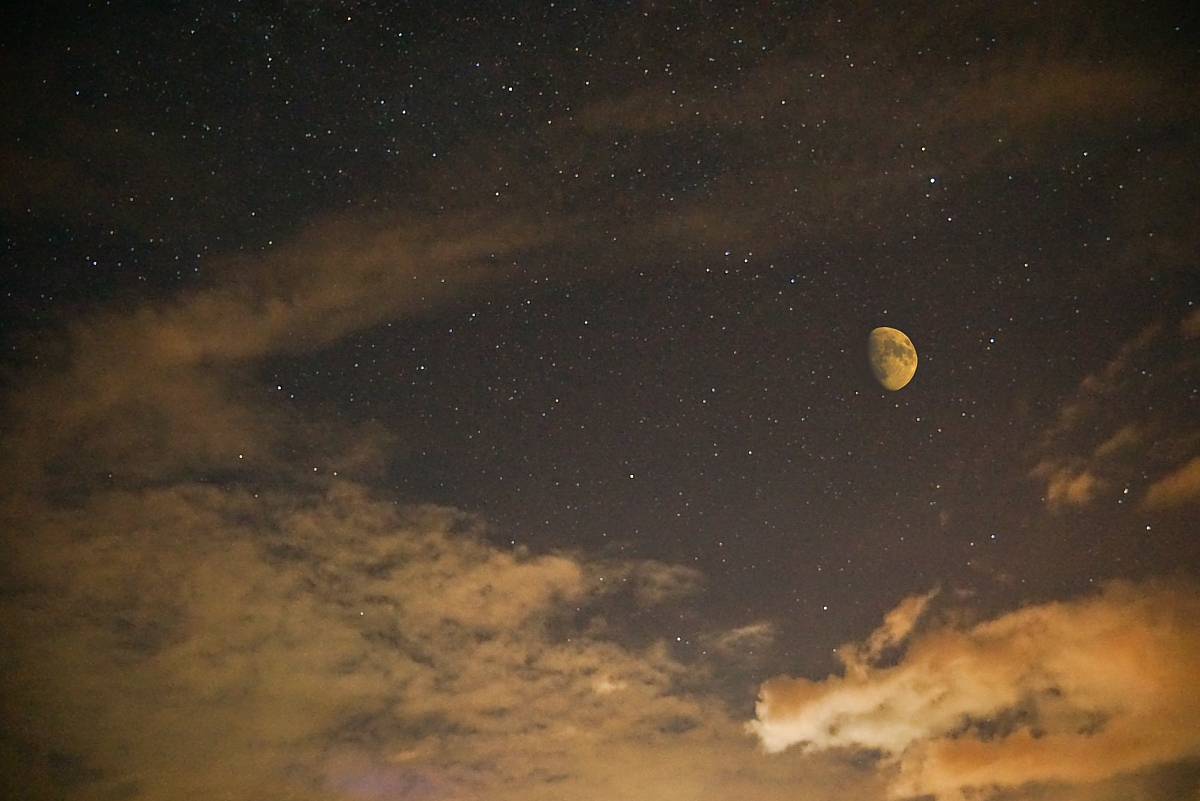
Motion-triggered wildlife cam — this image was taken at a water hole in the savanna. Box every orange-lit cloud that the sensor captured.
[1143,455,1200,509]
[1030,315,1199,513]
[1183,308,1200,339]
[0,480,886,801]
[837,587,939,679]
[1031,461,1103,508]
[750,581,1200,799]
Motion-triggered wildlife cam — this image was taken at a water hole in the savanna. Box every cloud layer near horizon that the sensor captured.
[750,581,1200,799]
[0,208,872,800]
[1,480,889,801]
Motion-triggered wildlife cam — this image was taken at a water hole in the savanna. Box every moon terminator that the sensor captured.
[868,327,918,390]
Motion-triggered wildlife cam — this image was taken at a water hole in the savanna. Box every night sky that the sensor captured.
[2,2,1199,800]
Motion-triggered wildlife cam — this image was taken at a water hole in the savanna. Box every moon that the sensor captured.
[868,327,918,390]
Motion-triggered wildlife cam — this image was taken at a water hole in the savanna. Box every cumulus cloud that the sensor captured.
[749,581,1200,799]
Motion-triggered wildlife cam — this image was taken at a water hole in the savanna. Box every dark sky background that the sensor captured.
[2,2,1198,800]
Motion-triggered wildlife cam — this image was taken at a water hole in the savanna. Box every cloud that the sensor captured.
[628,561,705,605]
[1183,308,1200,339]
[1143,456,1200,509]
[1,484,637,795]
[705,622,776,657]
[0,212,545,498]
[1092,425,1141,459]
[0,480,887,801]
[749,581,1200,799]
[1030,461,1103,509]
[3,9,1196,798]
[1030,316,1199,511]
[839,587,940,677]
[0,200,873,799]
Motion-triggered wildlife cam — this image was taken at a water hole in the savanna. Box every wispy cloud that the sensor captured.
[1143,455,1200,509]
[0,212,544,498]
[1030,315,1200,512]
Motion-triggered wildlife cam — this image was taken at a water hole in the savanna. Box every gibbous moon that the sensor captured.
[868,327,918,390]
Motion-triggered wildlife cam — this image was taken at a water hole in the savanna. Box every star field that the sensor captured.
[2,2,1198,800]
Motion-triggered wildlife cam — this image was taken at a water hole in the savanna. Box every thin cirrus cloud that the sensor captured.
[749,580,1200,799]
